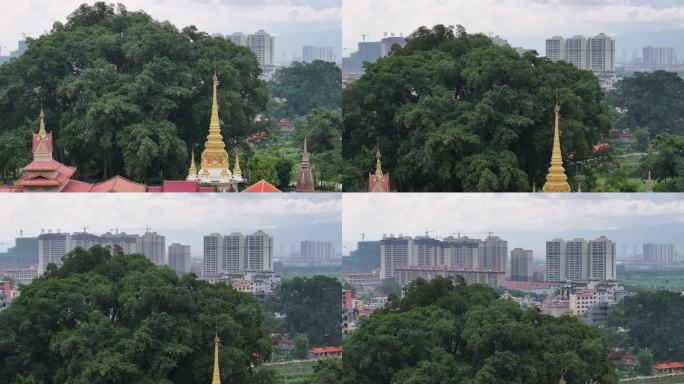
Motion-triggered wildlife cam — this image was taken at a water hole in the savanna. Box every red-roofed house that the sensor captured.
[309,346,342,359]
[654,361,684,375]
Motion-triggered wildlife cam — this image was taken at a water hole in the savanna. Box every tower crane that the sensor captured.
[109,226,152,234]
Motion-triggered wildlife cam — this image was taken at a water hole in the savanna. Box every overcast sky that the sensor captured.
[343,0,684,59]
[0,0,341,62]
[0,194,342,258]
[342,194,684,259]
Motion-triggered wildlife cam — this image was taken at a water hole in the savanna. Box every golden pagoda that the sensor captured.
[212,334,221,384]
[542,104,571,192]
[188,148,198,177]
[368,142,389,192]
[187,73,244,191]
[233,150,241,178]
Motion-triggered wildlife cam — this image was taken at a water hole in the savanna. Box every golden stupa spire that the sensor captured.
[542,104,571,192]
[200,72,230,177]
[233,149,241,177]
[532,181,536,192]
[38,107,47,138]
[577,182,582,192]
[374,143,384,179]
[212,334,221,384]
[189,147,198,176]
[646,170,653,192]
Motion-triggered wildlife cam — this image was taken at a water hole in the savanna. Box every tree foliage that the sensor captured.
[341,277,618,384]
[640,133,684,191]
[268,61,341,118]
[342,24,611,191]
[264,276,341,347]
[605,71,684,136]
[0,2,268,183]
[0,245,272,384]
[606,290,684,361]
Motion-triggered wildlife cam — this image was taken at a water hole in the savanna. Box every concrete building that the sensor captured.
[588,236,616,280]
[545,36,567,62]
[546,34,614,73]
[246,30,275,67]
[587,33,615,73]
[302,46,337,63]
[99,232,140,255]
[394,264,505,288]
[203,233,223,277]
[380,35,407,57]
[643,243,676,264]
[168,243,191,275]
[300,240,335,261]
[223,233,246,273]
[246,230,273,272]
[642,46,675,66]
[355,240,381,273]
[546,239,566,282]
[566,239,588,282]
[547,236,615,282]
[0,237,38,269]
[510,248,533,281]
[380,236,412,279]
[481,235,508,271]
[139,232,165,266]
[228,32,247,46]
[37,232,70,273]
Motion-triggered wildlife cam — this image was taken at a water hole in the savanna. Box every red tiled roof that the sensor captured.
[655,362,684,370]
[147,186,163,192]
[90,176,146,192]
[16,161,76,188]
[161,180,200,192]
[0,186,22,192]
[22,160,62,172]
[243,179,281,193]
[198,187,216,192]
[309,346,343,354]
[62,180,95,192]
[16,177,61,187]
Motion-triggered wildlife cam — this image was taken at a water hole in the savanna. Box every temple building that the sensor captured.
[295,139,315,192]
[187,73,244,192]
[3,109,146,192]
[542,104,571,192]
[368,144,389,192]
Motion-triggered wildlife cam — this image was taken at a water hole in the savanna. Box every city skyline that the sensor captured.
[0,194,341,257]
[342,0,684,58]
[342,194,684,258]
[0,0,341,64]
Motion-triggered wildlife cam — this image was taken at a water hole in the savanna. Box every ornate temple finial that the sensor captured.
[188,147,197,176]
[209,73,221,138]
[646,170,653,192]
[374,141,384,179]
[296,138,315,192]
[38,107,47,138]
[233,149,241,177]
[542,103,571,192]
[212,333,221,384]
[302,138,310,163]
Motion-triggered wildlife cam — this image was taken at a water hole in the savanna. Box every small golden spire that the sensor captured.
[212,334,221,384]
[646,170,653,192]
[374,143,384,179]
[38,108,47,138]
[200,73,230,177]
[189,147,197,176]
[577,182,582,192]
[532,181,536,193]
[233,149,241,177]
[542,104,571,192]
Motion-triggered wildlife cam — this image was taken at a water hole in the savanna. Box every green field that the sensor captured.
[620,374,684,383]
[269,360,316,384]
[620,269,684,290]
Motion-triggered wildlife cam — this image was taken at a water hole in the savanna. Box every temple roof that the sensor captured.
[91,176,146,192]
[243,179,281,193]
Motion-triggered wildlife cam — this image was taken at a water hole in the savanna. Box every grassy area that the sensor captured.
[620,374,684,383]
[620,269,684,290]
[269,360,316,384]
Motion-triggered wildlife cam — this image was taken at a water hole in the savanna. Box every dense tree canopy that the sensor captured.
[605,71,684,137]
[0,246,272,384]
[268,61,341,119]
[342,24,611,191]
[0,2,268,183]
[264,276,341,347]
[606,290,684,361]
[341,277,618,384]
[640,133,684,191]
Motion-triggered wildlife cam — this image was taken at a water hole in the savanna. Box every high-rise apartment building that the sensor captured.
[354,240,381,273]
[643,243,677,264]
[0,237,38,269]
[246,30,275,67]
[139,232,165,265]
[510,248,533,281]
[223,233,246,273]
[302,46,337,63]
[168,243,191,275]
[380,236,412,279]
[380,36,407,57]
[300,240,335,261]
[587,33,615,73]
[642,46,676,66]
[203,233,223,277]
[546,36,566,62]
[565,35,588,70]
[246,230,273,271]
[228,32,247,46]
[546,236,615,282]
[546,33,614,73]
[38,232,70,273]
[480,235,508,270]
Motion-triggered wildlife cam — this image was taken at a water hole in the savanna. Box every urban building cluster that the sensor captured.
[202,231,274,276]
[342,33,408,74]
[545,236,617,282]
[545,33,616,88]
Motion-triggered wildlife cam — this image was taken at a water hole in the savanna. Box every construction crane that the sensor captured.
[82,226,90,233]
[424,230,434,237]
[451,230,495,238]
[109,226,151,234]
[360,233,365,241]
[361,33,368,42]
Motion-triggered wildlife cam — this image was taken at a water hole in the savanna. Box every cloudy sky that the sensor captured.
[343,0,684,60]
[0,0,341,62]
[0,194,342,258]
[342,194,684,259]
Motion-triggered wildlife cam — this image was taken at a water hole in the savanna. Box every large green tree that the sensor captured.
[605,71,684,136]
[264,276,341,347]
[0,2,268,183]
[639,133,684,191]
[0,246,273,384]
[267,61,341,118]
[342,24,611,191]
[606,290,684,361]
[342,277,618,384]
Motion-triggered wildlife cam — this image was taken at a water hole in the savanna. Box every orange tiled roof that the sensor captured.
[90,176,146,192]
[243,179,281,193]
[309,346,343,354]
